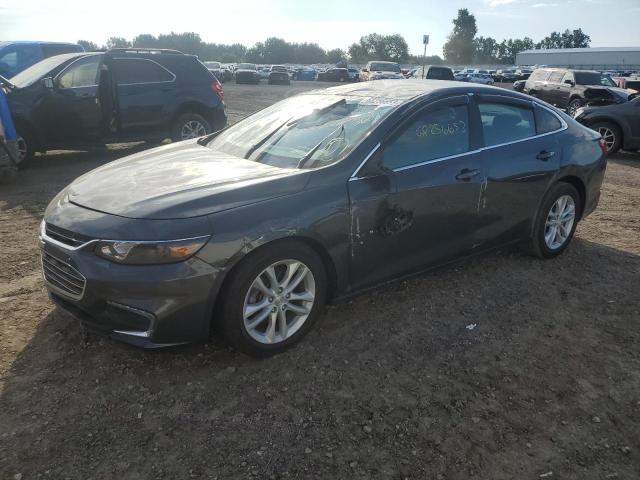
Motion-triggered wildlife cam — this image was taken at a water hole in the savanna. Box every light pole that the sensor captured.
[421,34,429,79]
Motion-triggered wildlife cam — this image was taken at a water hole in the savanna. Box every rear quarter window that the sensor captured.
[535,105,563,134]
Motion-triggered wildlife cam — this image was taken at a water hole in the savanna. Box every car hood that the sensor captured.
[584,86,636,102]
[66,140,309,220]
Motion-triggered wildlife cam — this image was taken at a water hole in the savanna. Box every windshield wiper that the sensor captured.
[297,123,345,169]
[243,117,293,160]
[287,98,346,126]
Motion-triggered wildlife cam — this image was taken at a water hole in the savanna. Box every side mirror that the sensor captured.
[362,68,368,73]
[564,79,575,86]
[42,77,54,89]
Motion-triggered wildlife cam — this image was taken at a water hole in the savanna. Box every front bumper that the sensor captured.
[39,221,223,347]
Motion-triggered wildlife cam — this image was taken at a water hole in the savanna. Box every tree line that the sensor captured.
[77,14,590,66]
[443,8,590,64]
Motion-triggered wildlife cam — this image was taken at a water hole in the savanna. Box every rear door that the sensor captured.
[112,57,176,137]
[348,95,484,288]
[556,72,575,109]
[474,95,563,247]
[545,70,565,106]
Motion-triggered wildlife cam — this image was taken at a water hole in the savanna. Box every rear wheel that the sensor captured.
[171,113,211,142]
[525,183,581,259]
[217,241,327,357]
[592,121,621,155]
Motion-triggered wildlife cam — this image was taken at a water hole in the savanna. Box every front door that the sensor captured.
[347,96,484,289]
[43,55,103,147]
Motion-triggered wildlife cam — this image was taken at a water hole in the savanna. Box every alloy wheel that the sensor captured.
[597,126,616,152]
[544,195,576,250]
[180,120,207,140]
[243,260,316,344]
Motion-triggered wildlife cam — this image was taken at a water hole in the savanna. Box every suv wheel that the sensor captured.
[567,98,584,117]
[217,241,327,357]
[525,182,581,259]
[171,113,211,142]
[592,121,621,155]
[15,130,35,170]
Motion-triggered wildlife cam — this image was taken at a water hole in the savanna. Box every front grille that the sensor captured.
[41,250,86,300]
[45,223,93,248]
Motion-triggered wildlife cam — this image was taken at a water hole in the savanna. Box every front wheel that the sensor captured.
[567,98,584,117]
[217,241,327,357]
[525,183,581,259]
[15,129,36,169]
[592,121,621,155]
[171,113,211,142]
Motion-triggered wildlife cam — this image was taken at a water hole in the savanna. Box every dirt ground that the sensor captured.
[1,81,639,479]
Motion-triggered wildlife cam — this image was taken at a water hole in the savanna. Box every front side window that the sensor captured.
[114,58,174,85]
[480,102,536,146]
[207,94,397,169]
[383,104,470,170]
[548,71,564,83]
[574,71,616,87]
[58,56,100,88]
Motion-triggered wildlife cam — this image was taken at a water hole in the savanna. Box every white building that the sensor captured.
[516,47,640,70]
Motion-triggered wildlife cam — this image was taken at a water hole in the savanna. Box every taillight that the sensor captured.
[211,80,224,101]
[598,137,607,156]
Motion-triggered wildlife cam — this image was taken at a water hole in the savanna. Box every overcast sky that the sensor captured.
[1,0,639,56]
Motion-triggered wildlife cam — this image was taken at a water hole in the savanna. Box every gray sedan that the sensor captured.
[40,80,607,356]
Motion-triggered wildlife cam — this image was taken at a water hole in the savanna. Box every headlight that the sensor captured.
[573,107,585,119]
[95,236,210,265]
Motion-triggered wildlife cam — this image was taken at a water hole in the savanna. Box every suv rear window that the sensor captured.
[114,58,174,85]
[426,67,454,80]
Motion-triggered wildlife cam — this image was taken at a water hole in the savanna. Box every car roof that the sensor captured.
[305,79,521,103]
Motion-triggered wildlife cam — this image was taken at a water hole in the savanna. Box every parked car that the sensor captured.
[454,73,471,82]
[515,68,533,80]
[268,65,291,85]
[6,49,226,168]
[0,41,84,78]
[575,96,640,154]
[494,69,517,82]
[466,73,494,85]
[203,61,225,82]
[257,66,270,80]
[317,68,350,82]
[39,80,606,356]
[525,68,637,116]
[513,80,526,92]
[292,67,316,81]
[347,68,360,82]
[360,61,404,81]
[220,66,233,82]
[418,65,455,81]
[235,63,260,84]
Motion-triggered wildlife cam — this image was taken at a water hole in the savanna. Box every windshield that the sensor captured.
[207,94,398,169]
[238,63,256,70]
[574,72,617,87]
[10,53,86,87]
[370,62,400,73]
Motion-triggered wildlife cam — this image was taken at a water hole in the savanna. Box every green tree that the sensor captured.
[292,43,327,64]
[326,48,346,64]
[347,33,409,63]
[537,28,590,49]
[106,37,130,49]
[443,9,477,64]
[77,40,98,51]
[132,34,158,48]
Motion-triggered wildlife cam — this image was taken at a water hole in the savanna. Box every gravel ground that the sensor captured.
[1,81,639,480]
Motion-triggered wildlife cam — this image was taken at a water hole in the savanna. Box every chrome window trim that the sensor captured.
[348,99,567,178]
[112,57,176,86]
[54,53,102,89]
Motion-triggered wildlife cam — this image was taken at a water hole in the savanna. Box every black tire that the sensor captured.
[525,182,582,259]
[217,240,327,357]
[14,128,36,170]
[567,98,584,116]
[591,121,622,155]
[170,113,211,142]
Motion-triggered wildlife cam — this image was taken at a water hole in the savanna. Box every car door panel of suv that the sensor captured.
[113,57,175,137]
[348,95,484,288]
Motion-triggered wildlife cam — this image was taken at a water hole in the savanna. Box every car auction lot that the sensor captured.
[1,80,639,479]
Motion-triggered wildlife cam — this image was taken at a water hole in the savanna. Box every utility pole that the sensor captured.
[421,34,429,79]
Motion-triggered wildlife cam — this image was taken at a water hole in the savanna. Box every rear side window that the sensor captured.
[535,105,563,134]
[426,67,453,80]
[479,102,536,147]
[58,56,100,88]
[548,71,564,83]
[114,58,174,85]
[383,104,470,170]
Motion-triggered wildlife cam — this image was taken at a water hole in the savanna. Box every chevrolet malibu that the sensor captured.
[40,80,607,357]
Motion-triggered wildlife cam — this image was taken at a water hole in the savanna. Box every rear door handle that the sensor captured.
[455,168,480,181]
[536,150,555,161]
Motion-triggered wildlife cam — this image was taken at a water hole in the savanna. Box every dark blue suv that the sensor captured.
[4,48,227,167]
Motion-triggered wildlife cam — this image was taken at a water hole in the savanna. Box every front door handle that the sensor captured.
[455,168,480,181]
[536,150,555,161]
